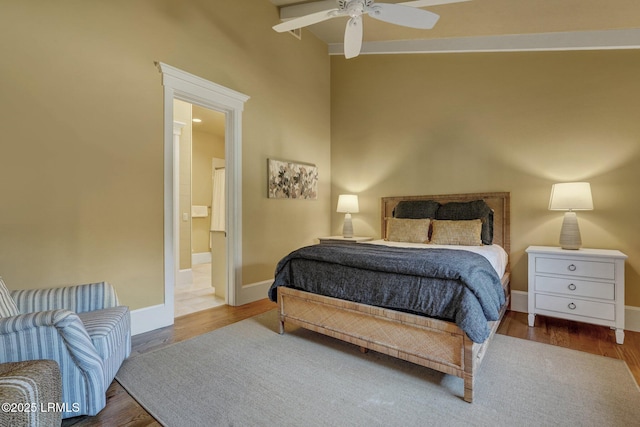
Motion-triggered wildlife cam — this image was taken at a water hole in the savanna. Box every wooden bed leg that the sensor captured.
[359,346,369,354]
[462,335,475,403]
[463,373,474,403]
[278,295,285,334]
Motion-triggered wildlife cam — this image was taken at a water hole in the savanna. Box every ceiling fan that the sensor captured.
[273,0,469,59]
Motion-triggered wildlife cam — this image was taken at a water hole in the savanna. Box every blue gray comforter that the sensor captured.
[268,243,506,343]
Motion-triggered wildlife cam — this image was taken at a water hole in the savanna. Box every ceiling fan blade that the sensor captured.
[368,3,439,29]
[399,0,471,8]
[344,15,363,59]
[272,9,340,33]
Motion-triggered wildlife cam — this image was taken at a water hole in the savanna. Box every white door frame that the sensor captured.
[158,62,249,322]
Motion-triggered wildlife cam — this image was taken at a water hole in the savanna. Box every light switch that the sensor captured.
[182,212,189,221]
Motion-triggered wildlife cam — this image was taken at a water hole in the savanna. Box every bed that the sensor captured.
[269,192,510,402]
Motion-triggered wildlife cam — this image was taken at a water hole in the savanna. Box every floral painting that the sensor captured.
[268,158,318,199]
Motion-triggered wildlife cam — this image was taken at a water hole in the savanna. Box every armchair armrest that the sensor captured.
[0,310,104,374]
[10,281,119,314]
[0,309,74,334]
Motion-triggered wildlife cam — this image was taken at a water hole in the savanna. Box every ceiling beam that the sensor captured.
[328,29,640,56]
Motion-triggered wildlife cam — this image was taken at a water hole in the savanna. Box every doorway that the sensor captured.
[155,62,249,333]
[173,101,227,317]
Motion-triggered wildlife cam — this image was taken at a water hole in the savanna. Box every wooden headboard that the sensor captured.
[381,192,511,256]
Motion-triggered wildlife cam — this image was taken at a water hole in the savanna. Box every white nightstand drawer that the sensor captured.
[535,257,615,280]
[535,294,615,321]
[534,275,615,300]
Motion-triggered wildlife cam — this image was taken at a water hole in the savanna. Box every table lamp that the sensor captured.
[548,182,593,250]
[337,194,359,238]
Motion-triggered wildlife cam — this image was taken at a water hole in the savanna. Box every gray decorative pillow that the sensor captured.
[393,200,441,219]
[435,200,494,245]
[0,277,20,317]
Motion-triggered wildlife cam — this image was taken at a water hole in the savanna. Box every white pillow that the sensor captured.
[0,277,20,317]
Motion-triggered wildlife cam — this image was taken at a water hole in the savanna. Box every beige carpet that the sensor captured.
[116,310,640,427]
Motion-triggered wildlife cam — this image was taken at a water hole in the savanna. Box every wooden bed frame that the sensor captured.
[277,192,510,402]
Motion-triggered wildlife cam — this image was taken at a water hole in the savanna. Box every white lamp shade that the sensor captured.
[548,182,593,211]
[337,194,359,213]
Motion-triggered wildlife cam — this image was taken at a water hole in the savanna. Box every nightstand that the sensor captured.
[526,246,627,344]
[318,236,373,244]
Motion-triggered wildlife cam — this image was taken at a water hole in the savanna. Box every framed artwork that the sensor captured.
[268,158,318,199]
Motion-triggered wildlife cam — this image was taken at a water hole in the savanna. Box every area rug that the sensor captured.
[116,310,640,427]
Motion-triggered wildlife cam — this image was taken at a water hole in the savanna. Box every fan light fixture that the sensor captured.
[337,194,359,238]
[272,0,468,59]
[548,182,593,250]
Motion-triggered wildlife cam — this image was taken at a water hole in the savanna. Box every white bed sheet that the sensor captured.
[363,240,508,278]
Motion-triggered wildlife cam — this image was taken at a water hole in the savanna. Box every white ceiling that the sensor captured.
[269,0,640,56]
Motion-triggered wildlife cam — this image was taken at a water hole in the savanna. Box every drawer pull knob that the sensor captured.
[568,283,577,291]
[568,302,577,310]
[568,264,577,272]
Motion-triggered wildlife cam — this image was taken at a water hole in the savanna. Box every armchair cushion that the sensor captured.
[78,306,131,384]
[0,278,19,317]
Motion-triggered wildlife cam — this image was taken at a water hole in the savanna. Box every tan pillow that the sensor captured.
[430,219,483,246]
[386,218,431,243]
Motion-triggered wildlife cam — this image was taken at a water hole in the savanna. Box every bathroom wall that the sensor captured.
[174,99,193,271]
[192,129,224,255]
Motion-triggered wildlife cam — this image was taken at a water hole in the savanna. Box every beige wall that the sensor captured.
[331,51,640,307]
[0,0,331,310]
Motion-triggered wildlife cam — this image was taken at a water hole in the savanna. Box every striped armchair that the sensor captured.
[0,279,131,419]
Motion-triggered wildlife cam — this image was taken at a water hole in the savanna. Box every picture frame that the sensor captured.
[268,158,318,200]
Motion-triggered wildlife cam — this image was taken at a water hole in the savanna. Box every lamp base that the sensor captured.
[342,213,354,238]
[559,211,582,250]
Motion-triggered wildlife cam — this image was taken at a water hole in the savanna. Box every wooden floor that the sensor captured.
[63,300,640,426]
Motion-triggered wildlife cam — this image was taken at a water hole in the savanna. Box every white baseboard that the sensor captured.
[130,303,174,336]
[626,305,640,333]
[510,290,528,313]
[508,290,640,333]
[236,280,273,306]
[192,252,212,265]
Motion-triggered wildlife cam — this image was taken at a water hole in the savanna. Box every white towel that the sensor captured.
[191,205,208,218]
